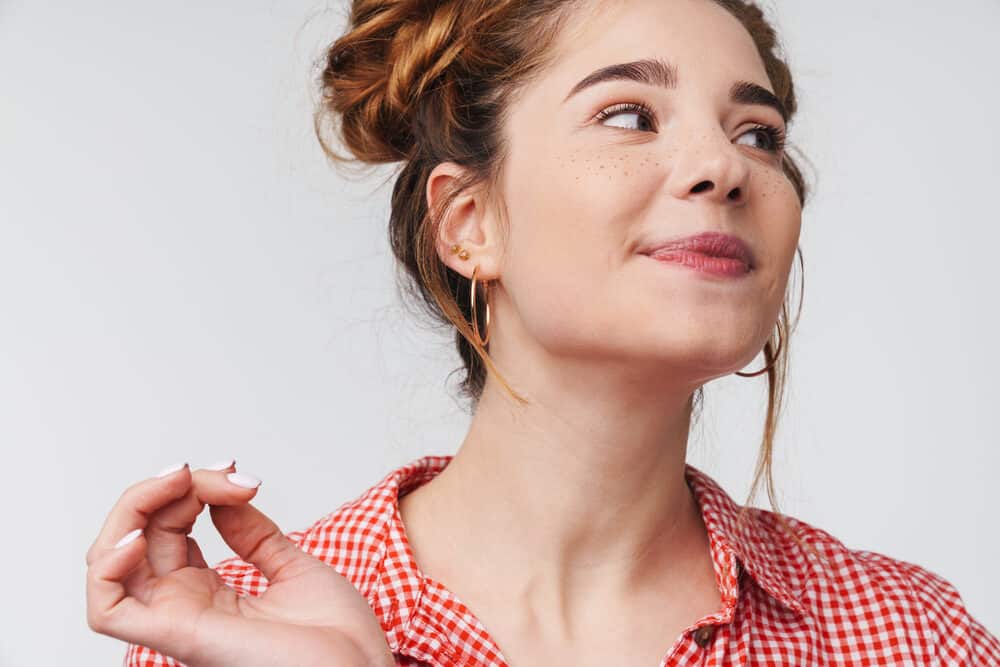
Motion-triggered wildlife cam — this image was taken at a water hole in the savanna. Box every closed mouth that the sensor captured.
[639,231,755,270]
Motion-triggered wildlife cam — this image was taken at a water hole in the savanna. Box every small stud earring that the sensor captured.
[450,244,470,260]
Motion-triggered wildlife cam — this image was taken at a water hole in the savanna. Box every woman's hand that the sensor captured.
[86,461,395,667]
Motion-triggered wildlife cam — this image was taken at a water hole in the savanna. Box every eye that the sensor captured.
[736,124,787,154]
[593,102,657,132]
[594,102,788,155]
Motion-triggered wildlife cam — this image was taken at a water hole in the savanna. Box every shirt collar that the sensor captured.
[683,462,806,616]
[372,455,805,659]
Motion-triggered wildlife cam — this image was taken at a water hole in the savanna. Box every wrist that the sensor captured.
[186,610,393,667]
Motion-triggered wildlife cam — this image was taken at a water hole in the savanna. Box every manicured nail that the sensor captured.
[202,458,236,471]
[226,471,261,489]
[114,528,143,549]
[155,462,188,478]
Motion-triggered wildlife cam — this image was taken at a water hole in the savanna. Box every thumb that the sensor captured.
[208,502,313,583]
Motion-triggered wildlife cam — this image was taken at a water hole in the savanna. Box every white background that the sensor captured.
[1,1,997,664]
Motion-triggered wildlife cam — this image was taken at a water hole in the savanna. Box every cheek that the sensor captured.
[503,142,637,269]
[498,136,801,359]
[508,144,668,260]
[743,169,802,344]
[755,169,802,287]
[499,146,653,342]
[552,144,671,208]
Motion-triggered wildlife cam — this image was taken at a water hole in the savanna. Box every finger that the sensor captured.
[146,459,236,576]
[86,529,173,651]
[144,460,253,577]
[208,501,310,584]
[86,462,193,568]
[186,536,209,569]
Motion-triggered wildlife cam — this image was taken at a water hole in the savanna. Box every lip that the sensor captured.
[638,231,755,274]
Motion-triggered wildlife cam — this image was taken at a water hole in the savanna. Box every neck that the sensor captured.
[404,366,709,625]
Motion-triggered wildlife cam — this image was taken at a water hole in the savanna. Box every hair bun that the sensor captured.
[314,1,471,166]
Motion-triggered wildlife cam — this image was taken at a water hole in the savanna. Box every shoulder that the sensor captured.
[759,509,999,663]
[846,547,999,663]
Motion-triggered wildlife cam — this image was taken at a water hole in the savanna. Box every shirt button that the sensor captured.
[693,624,716,648]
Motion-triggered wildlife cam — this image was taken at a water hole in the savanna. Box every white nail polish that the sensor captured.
[226,471,261,489]
[155,462,188,478]
[203,458,236,471]
[114,528,143,549]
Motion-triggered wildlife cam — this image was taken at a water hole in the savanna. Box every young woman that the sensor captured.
[85,0,1000,665]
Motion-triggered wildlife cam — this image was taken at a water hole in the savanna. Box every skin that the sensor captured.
[85,463,395,666]
[401,0,802,663]
[87,0,802,664]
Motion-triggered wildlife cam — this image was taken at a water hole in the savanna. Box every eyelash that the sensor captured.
[592,101,787,154]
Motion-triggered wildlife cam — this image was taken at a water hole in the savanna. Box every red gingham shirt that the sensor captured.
[125,454,999,666]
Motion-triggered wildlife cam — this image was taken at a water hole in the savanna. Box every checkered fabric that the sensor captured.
[124,454,999,666]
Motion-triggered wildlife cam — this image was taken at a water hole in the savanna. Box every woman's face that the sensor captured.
[451,0,802,389]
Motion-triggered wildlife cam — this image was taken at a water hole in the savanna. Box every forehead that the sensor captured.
[542,0,771,98]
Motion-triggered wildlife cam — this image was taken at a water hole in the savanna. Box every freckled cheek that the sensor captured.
[521,149,618,235]
[554,146,666,188]
[542,148,666,235]
[752,170,801,246]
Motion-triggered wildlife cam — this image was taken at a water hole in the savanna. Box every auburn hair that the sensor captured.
[313,0,825,564]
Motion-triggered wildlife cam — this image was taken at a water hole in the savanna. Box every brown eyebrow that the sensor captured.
[562,57,788,123]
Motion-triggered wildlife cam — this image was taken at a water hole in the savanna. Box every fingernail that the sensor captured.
[155,462,189,478]
[114,528,143,549]
[202,458,236,471]
[226,471,261,489]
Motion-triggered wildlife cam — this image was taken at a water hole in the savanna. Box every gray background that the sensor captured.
[1,1,997,664]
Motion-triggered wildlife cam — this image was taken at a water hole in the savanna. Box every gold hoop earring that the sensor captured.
[470,264,490,347]
[451,244,490,346]
[735,325,784,378]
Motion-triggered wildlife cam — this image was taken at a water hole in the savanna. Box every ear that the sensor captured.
[427,161,503,281]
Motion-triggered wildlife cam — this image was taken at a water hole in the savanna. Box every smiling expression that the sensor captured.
[458,0,803,385]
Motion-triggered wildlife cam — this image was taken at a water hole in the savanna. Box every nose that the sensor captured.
[666,129,751,206]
